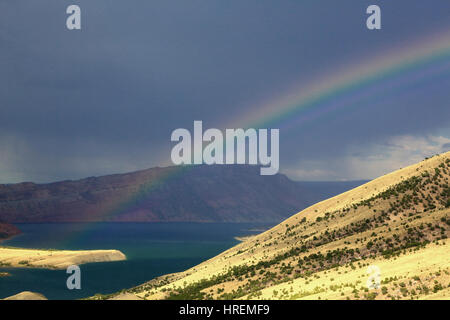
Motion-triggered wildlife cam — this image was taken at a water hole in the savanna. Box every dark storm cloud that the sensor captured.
[1,0,450,182]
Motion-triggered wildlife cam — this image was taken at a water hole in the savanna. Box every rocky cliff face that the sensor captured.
[0,165,363,223]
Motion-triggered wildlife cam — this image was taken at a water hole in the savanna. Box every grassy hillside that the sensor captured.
[96,152,450,300]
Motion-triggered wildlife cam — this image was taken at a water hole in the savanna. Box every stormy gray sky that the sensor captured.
[1,0,450,183]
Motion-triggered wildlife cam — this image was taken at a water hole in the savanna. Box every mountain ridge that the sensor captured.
[0,165,366,223]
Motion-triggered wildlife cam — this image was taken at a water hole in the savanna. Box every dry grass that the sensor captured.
[102,152,450,301]
[0,247,126,269]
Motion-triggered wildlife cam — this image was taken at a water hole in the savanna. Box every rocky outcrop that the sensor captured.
[0,222,20,240]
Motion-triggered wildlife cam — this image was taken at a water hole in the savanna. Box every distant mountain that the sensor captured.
[0,165,365,223]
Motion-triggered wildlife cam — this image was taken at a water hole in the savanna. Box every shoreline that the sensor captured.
[0,247,126,270]
[0,231,21,244]
[0,223,22,244]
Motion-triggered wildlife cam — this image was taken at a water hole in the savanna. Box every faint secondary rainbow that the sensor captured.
[57,165,189,245]
[230,30,450,131]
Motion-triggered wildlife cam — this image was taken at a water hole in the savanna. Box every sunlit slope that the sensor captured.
[104,152,449,300]
[245,240,449,300]
[3,291,47,300]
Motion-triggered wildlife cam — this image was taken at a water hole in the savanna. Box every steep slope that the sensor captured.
[106,152,450,300]
[0,165,363,223]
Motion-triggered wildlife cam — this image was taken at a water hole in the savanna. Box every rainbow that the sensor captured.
[230,30,450,131]
[70,29,450,226]
[57,165,190,245]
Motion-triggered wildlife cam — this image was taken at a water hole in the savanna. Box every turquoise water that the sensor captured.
[0,222,270,300]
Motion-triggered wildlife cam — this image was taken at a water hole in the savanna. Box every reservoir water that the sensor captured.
[0,222,271,299]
